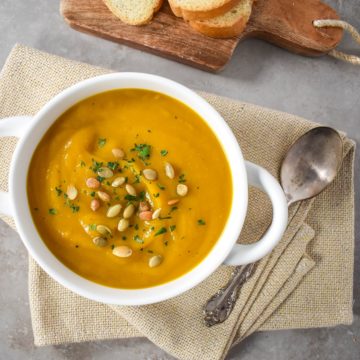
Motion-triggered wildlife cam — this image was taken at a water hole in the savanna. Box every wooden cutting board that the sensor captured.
[60,0,343,72]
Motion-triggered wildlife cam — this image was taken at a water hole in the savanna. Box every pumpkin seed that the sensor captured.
[149,255,163,268]
[112,148,125,159]
[165,162,175,179]
[66,184,78,200]
[86,177,100,189]
[97,167,113,178]
[106,204,122,218]
[152,208,161,220]
[112,245,132,258]
[112,176,126,187]
[125,184,136,196]
[118,218,129,232]
[176,184,188,197]
[92,237,108,247]
[97,191,111,202]
[143,168,158,181]
[90,199,100,211]
[167,198,180,206]
[123,203,135,219]
[96,225,112,236]
[139,211,153,221]
[139,201,150,212]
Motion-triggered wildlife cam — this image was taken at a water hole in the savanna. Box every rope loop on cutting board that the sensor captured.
[313,19,360,65]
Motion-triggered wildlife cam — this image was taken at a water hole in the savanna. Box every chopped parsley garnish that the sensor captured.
[157,183,165,190]
[134,224,139,230]
[70,204,80,213]
[90,191,96,197]
[170,206,178,213]
[96,176,105,183]
[111,244,115,250]
[127,158,135,163]
[133,174,141,184]
[197,219,206,226]
[138,191,146,202]
[153,192,160,198]
[55,187,62,196]
[91,159,103,173]
[80,160,86,167]
[179,174,186,183]
[122,236,127,240]
[98,138,107,148]
[107,161,119,171]
[160,149,168,156]
[125,194,137,201]
[132,143,151,161]
[170,225,176,232]
[155,227,167,236]
[134,235,144,244]
[89,224,97,231]
[48,208,57,215]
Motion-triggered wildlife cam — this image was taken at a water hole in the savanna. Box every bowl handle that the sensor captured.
[0,116,32,217]
[224,161,288,266]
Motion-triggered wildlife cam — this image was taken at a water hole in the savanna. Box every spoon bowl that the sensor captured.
[281,127,343,205]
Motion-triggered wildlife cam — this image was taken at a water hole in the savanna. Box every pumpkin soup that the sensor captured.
[27,89,232,289]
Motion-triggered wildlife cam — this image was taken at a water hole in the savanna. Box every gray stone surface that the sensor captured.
[0,0,359,359]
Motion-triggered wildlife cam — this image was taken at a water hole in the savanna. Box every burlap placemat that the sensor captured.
[0,45,354,360]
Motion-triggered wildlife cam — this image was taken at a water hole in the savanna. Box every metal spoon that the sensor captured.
[203,126,343,327]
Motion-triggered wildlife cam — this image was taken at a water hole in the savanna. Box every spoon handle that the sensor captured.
[203,263,257,327]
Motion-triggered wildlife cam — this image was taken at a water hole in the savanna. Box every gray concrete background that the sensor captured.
[0,0,359,359]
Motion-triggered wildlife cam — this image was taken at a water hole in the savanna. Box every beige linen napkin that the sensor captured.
[0,45,354,360]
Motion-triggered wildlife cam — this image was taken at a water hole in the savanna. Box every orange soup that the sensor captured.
[27,89,232,288]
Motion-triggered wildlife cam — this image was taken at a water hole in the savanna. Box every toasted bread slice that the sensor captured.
[168,0,241,20]
[103,0,164,25]
[189,0,253,38]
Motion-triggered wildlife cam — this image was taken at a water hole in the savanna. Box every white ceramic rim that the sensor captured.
[9,73,248,305]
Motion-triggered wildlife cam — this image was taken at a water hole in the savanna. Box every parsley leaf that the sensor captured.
[89,224,97,231]
[70,204,80,213]
[155,227,167,236]
[96,176,105,183]
[132,143,151,161]
[125,194,137,201]
[134,235,144,244]
[138,191,146,202]
[170,225,176,232]
[98,138,107,148]
[132,174,141,184]
[91,159,103,173]
[55,187,62,196]
[157,183,165,190]
[179,174,186,183]
[160,149,168,156]
[48,208,57,215]
[107,161,119,171]
[197,219,206,226]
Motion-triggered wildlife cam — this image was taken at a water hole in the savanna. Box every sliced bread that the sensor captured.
[189,0,253,38]
[103,0,164,25]
[168,0,241,20]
